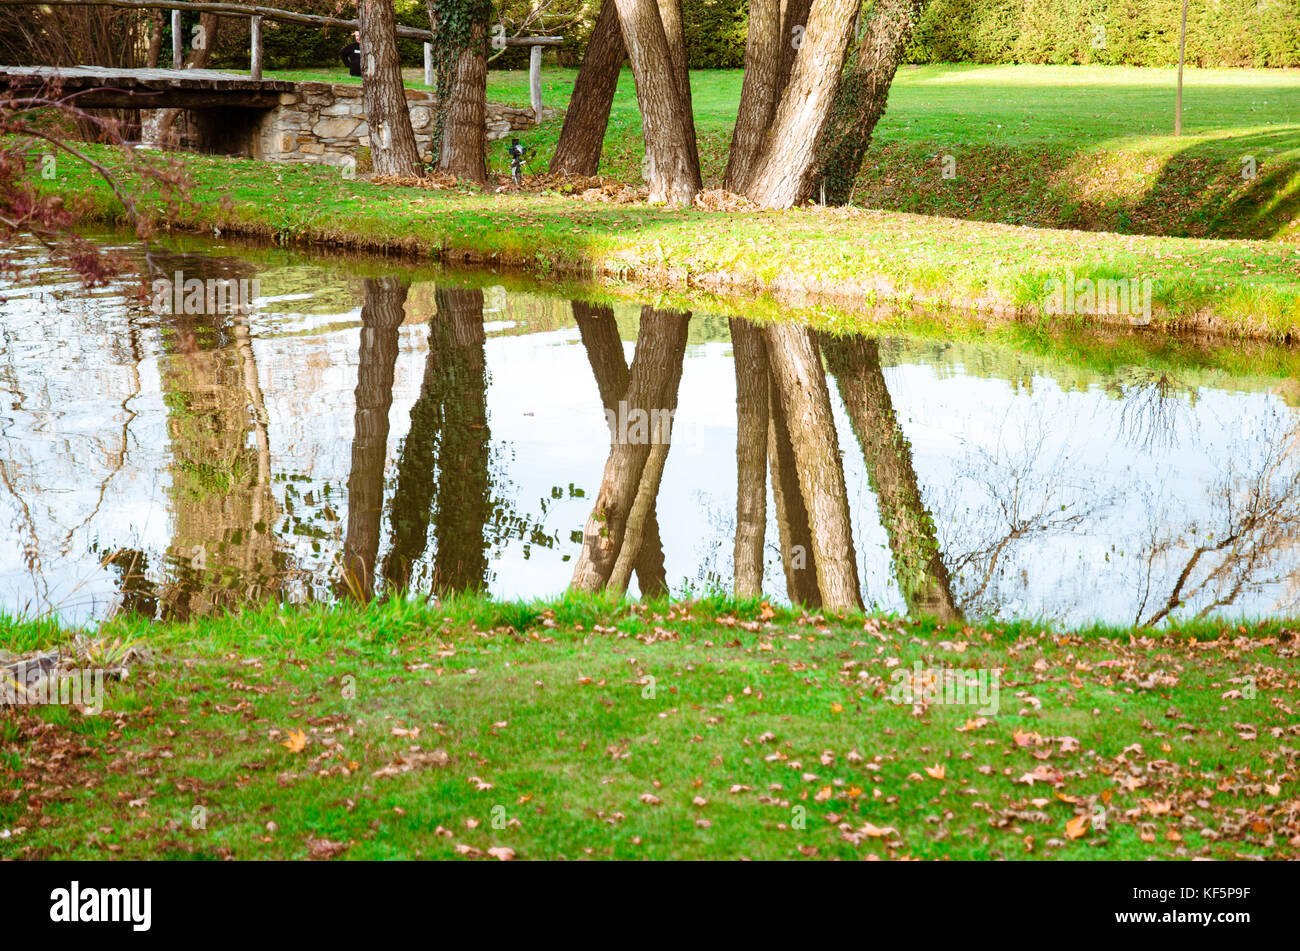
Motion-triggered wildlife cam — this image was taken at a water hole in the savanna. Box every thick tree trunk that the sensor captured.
[341,276,407,600]
[730,318,768,597]
[776,0,814,98]
[359,0,422,177]
[573,301,669,597]
[768,369,821,607]
[823,334,960,622]
[612,0,701,205]
[815,0,929,205]
[429,286,491,594]
[570,306,689,592]
[550,0,625,176]
[724,0,780,193]
[656,0,701,183]
[764,323,862,611]
[438,19,489,183]
[745,0,859,208]
[146,9,163,67]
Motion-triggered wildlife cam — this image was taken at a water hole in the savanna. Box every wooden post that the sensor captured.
[529,43,543,124]
[423,42,433,87]
[1175,0,1188,136]
[250,15,263,80]
[171,9,182,68]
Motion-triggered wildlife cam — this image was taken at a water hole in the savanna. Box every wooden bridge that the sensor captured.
[0,65,294,109]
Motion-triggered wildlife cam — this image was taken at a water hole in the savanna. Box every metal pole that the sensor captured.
[250,15,262,80]
[171,9,182,68]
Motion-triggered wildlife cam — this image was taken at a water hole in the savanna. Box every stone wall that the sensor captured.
[254,82,557,169]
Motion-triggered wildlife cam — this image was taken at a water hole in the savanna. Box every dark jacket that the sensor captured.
[339,42,361,77]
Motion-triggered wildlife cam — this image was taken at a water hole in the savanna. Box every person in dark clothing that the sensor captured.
[339,31,362,77]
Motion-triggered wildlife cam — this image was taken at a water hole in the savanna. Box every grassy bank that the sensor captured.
[3,596,1297,860]
[270,63,1300,241]
[37,143,1300,340]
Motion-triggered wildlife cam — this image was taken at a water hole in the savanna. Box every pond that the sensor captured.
[2,234,1299,627]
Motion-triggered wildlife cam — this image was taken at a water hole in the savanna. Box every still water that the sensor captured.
[2,236,1299,626]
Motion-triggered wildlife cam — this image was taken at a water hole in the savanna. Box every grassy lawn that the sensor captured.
[248,63,1300,240]
[3,596,1297,860]
[37,141,1300,340]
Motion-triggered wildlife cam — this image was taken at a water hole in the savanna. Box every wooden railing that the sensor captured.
[0,0,562,106]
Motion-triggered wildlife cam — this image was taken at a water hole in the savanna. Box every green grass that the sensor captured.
[36,141,1300,339]
[3,595,1297,860]
[244,62,1300,240]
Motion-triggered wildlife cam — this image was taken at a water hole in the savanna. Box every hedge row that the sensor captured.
[211,0,1300,71]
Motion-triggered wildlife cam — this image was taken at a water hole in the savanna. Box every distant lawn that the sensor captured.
[243,62,1300,239]
[4,595,1297,860]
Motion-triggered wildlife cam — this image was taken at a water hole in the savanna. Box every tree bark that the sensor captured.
[550,0,625,176]
[776,0,814,99]
[745,0,859,208]
[656,0,701,183]
[730,318,768,597]
[359,0,422,177]
[438,18,489,183]
[822,334,960,622]
[153,8,219,146]
[612,0,701,205]
[570,306,689,592]
[341,276,407,600]
[724,0,780,193]
[764,322,862,610]
[573,301,669,597]
[814,0,929,205]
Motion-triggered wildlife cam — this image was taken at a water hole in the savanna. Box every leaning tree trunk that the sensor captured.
[359,0,422,177]
[574,300,670,597]
[550,0,625,176]
[776,0,814,99]
[745,0,860,209]
[341,276,408,600]
[570,306,689,592]
[730,318,768,597]
[724,0,781,193]
[612,0,701,205]
[764,323,862,611]
[656,0,701,184]
[814,0,929,205]
[439,18,489,183]
[822,334,960,622]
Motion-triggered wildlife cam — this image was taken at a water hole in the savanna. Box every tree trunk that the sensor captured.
[359,0,422,177]
[341,276,407,600]
[573,301,669,597]
[776,0,814,98]
[768,368,821,607]
[764,322,862,610]
[745,0,859,209]
[438,18,489,183]
[153,9,220,147]
[429,286,491,594]
[146,9,163,67]
[550,0,625,176]
[570,306,689,591]
[724,0,780,193]
[730,318,768,597]
[656,0,701,183]
[814,0,929,205]
[612,0,701,205]
[823,334,960,622]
